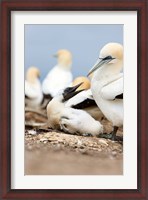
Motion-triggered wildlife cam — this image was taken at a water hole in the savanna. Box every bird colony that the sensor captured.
[25,43,123,142]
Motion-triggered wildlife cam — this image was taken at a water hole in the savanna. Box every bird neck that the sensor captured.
[26,76,39,84]
[58,63,72,71]
[47,97,65,115]
[94,61,123,81]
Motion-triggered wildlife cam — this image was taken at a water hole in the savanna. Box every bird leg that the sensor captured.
[110,126,118,140]
[98,126,123,141]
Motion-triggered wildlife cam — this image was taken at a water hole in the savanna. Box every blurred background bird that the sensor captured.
[25,66,43,108]
[47,83,103,136]
[42,49,73,99]
[65,76,104,121]
[88,42,123,141]
[72,76,91,90]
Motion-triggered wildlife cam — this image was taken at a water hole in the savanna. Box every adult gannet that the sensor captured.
[25,66,43,108]
[42,49,73,97]
[72,76,91,90]
[65,76,104,121]
[47,83,103,136]
[88,43,123,141]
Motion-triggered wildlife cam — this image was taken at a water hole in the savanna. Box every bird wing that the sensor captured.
[65,89,97,109]
[72,98,97,109]
[25,81,38,99]
[100,77,123,100]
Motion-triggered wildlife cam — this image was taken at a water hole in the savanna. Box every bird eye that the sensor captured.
[102,55,113,60]
[63,124,67,128]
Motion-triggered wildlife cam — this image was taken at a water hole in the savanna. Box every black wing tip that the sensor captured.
[115,93,123,99]
[72,98,97,109]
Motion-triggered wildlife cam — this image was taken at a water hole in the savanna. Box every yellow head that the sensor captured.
[100,43,123,62]
[88,43,123,76]
[55,49,72,69]
[26,66,40,83]
[72,76,91,90]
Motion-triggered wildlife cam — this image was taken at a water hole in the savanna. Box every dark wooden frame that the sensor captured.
[0,0,148,199]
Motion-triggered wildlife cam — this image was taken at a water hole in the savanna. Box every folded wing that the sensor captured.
[65,89,97,109]
[100,76,123,100]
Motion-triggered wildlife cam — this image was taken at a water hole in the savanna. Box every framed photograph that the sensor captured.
[0,0,148,199]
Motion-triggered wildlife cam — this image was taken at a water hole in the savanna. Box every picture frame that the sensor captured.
[0,0,148,199]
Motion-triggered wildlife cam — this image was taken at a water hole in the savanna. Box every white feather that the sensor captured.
[100,75,123,100]
[65,89,104,121]
[60,107,103,136]
[65,89,93,107]
[42,65,73,97]
[47,94,103,136]
[25,79,43,107]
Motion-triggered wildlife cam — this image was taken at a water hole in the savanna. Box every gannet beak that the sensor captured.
[63,82,84,101]
[87,56,115,77]
[38,72,40,78]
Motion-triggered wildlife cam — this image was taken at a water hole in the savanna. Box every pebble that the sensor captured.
[37,134,43,139]
[25,129,123,156]
[28,130,37,135]
[40,138,48,142]
[44,133,51,138]
[98,139,108,146]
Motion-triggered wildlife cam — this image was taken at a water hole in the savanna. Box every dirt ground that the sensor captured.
[25,111,123,175]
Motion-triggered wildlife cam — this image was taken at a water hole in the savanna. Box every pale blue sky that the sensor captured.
[25,24,123,81]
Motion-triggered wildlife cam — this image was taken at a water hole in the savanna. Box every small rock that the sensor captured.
[28,130,37,135]
[98,139,108,146]
[44,133,51,138]
[37,134,43,140]
[79,146,85,149]
[40,138,48,142]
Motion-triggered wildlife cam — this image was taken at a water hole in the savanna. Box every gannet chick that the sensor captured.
[47,83,103,136]
[42,49,73,97]
[25,66,43,108]
[88,43,123,141]
[65,76,104,121]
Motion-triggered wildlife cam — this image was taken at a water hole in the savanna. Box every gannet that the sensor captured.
[42,49,73,97]
[65,76,104,121]
[25,66,43,108]
[72,76,91,90]
[88,43,123,141]
[47,83,103,136]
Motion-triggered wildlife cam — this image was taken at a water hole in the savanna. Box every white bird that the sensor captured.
[42,49,73,97]
[25,66,43,108]
[65,76,104,121]
[47,83,103,136]
[88,43,123,141]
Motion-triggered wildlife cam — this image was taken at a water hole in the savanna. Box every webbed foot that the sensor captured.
[98,132,123,142]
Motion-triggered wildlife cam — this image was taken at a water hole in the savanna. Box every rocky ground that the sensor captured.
[25,111,123,175]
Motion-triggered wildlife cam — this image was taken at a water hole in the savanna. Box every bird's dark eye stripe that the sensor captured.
[100,56,114,60]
